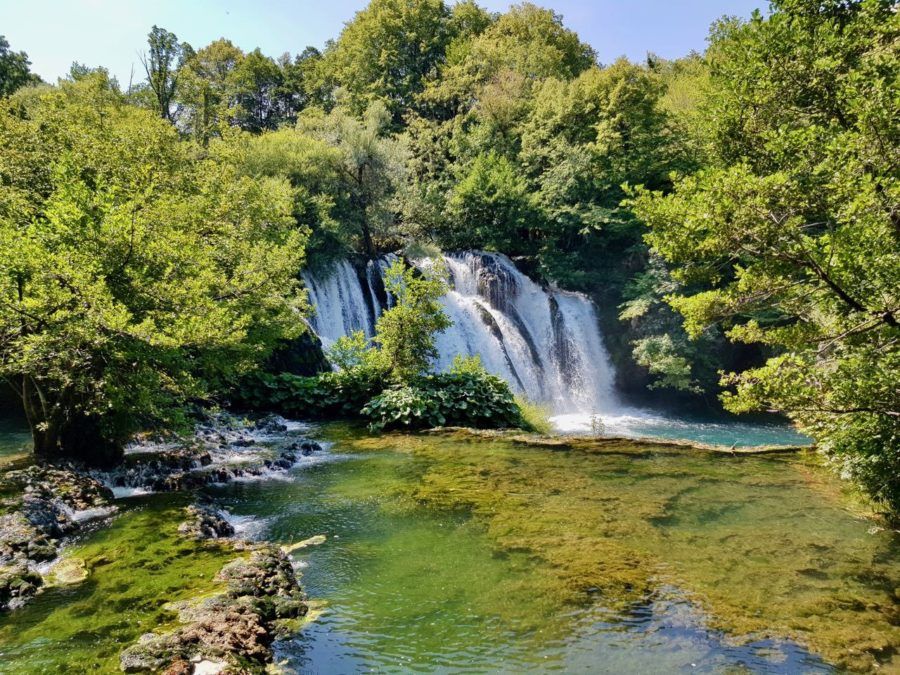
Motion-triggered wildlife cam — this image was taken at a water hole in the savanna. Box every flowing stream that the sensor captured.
[301,252,810,447]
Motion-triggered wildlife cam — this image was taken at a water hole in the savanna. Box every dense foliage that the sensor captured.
[1,0,896,512]
[362,370,523,430]
[631,0,899,511]
[237,363,525,431]
[0,74,306,460]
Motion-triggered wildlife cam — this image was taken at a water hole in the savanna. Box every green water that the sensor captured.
[0,422,898,673]
[209,428,898,673]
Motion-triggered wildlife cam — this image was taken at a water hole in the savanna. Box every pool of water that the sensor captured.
[206,427,897,673]
[0,411,29,463]
[552,409,812,447]
[0,422,896,674]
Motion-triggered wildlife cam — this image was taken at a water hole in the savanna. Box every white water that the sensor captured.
[302,251,620,415]
[300,252,810,447]
[302,260,377,348]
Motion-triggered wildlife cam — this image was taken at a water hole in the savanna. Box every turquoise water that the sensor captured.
[0,411,29,461]
[552,410,812,447]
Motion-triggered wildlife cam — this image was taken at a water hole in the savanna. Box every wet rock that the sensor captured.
[254,415,288,434]
[20,494,75,539]
[0,464,114,612]
[119,544,307,672]
[0,563,43,610]
[3,465,113,511]
[99,416,318,496]
[178,505,235,541]
[0,510,57,566]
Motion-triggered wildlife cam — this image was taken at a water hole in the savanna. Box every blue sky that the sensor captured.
[1,0,765,86]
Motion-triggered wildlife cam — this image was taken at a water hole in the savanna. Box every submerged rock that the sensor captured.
[119,544,307,673]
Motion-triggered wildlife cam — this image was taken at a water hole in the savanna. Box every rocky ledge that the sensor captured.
[99,415,323,495]
[0,465,114,611]
[178,504,236,541]
[120,543,307,673]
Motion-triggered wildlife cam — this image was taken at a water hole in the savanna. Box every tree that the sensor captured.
[374,259,451,382]
[631,0,900,512]
[322,0,453,122]
[239,127,349,260]
[141,25,187,121]
[177,38,244,144]
[0,74,306,462]
[446,151,537,253]
[0,35,40,97]
[231,48,285,132]
[420,2,595,117]
[297,103,407,257]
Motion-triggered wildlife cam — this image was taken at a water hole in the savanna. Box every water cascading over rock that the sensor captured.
[301,252,619,415]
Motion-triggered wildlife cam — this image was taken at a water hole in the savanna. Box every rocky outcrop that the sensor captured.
[178,505,235,541]
[0,465,114,611]
[120,545,307,673]
[100,415,322,495]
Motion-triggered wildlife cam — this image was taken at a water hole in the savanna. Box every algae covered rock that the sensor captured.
[0,563,43,610]
[119,544,307,673]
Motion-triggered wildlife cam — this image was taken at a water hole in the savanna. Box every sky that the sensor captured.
[1,0,766,86]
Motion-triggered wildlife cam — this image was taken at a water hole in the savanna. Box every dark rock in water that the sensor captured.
[3,465,113,512]
[178,505,235,541]
[0,563,43,611]
[119,544,307,672]
[20,495,75,539]
[100,418,320,495]
[254,415,288,434]
[0,511,56,565]
[299,440,321,456]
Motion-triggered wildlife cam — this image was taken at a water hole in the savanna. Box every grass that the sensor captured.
[514,396,553,434]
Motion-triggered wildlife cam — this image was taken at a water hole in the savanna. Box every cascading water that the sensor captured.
[300,252,810,445]
[301,251,620,415]
[301,260,376,347]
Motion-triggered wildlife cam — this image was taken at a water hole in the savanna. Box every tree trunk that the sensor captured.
[361,218,377,259]
[21,375,59,457]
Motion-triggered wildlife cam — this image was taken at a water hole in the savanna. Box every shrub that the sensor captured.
[362,371,524,431]
[514,396,553,435]
[234,365,387,419]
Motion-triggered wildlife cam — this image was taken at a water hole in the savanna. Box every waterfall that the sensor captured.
[301,251,620,414]
[301,260,375,348]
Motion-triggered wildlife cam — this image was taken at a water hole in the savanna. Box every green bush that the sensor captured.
[361,371,524,431]
[235,365,387,419]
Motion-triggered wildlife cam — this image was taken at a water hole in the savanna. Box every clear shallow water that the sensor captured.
[0,421,897,674]
[206,427,897,673]
[552,410,812,448]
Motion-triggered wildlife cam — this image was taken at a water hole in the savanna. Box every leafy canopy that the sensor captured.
[631,0,899,510]
[0,75,307,458]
